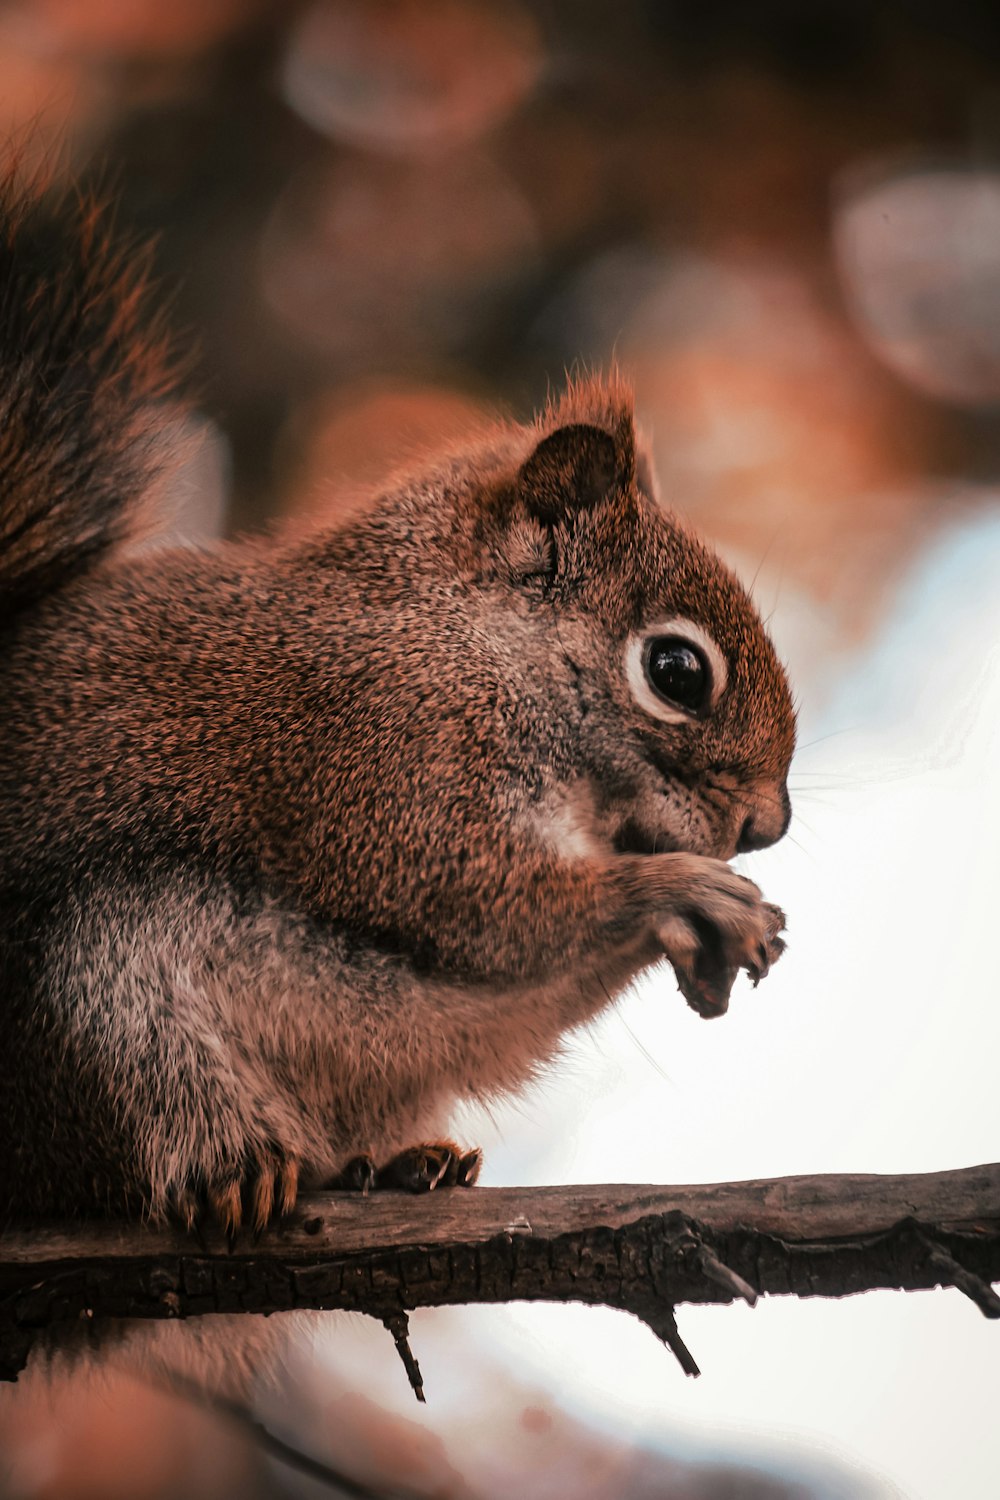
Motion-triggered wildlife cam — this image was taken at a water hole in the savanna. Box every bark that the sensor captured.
[1,1162,997,1388]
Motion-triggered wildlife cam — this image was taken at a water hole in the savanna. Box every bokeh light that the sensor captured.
[282,0,543,154]
[835,162,1000,406]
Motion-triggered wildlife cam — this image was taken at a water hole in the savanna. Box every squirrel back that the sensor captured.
[0,170,173,621]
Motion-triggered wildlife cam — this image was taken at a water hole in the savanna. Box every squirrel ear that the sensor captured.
[517,424,620,523]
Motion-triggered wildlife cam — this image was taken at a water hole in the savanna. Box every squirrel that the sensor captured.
[0,170,795,1236]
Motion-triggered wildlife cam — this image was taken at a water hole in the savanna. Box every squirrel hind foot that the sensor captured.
[165,1144,300,1239]
[379,1141,483,1192]
[328,1142,483,1194]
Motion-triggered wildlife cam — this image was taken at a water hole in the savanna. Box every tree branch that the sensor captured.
[1,1163,997,1389]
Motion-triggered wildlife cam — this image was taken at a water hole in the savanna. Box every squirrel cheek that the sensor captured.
[530,785,602,862]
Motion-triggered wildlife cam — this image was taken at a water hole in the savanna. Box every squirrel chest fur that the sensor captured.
[0,179,795,1229]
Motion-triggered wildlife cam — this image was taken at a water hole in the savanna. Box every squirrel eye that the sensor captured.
[644,636,710,713]
[625,619,726,724]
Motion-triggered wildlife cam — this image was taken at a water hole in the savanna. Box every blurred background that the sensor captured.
[1,1,999,1496]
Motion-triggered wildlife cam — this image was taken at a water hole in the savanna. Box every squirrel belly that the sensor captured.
[1,874,594,1221]
[0,172,796,1229]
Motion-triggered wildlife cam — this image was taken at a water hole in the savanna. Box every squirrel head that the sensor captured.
[295,373,794,868]
[472,373,795,861]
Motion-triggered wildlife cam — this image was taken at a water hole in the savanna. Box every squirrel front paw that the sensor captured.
[637,855,786,1019]
[330,1142,483,1194]
[168,1143,300,1236]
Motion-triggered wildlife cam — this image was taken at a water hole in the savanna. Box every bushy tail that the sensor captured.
[0,167,176,620]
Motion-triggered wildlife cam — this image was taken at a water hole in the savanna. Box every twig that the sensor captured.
[381,1311,426,1402]
[908,1222,1000,1318]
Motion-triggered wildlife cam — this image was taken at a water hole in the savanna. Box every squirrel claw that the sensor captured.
[278,1154,300,1217]
[456,1146,483,1186]
[208,1174,243,1240]
[248,1145,300,1231]
[247,1145,299,1231]
[168,1185,201,1235]
[330,1154,378,1194]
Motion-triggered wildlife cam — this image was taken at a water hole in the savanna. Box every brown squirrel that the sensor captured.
[0,172,794,1235]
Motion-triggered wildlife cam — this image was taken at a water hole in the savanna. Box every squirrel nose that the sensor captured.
[735,785,791,854]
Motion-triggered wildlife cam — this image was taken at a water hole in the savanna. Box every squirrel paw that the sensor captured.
[169,1144,300,1237]
[329,1142,483,1194]
[654,862,787,1019]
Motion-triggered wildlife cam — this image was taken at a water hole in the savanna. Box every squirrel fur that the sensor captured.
[0,173,795,1233]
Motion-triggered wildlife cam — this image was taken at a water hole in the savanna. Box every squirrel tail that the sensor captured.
[0,166,176,621]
